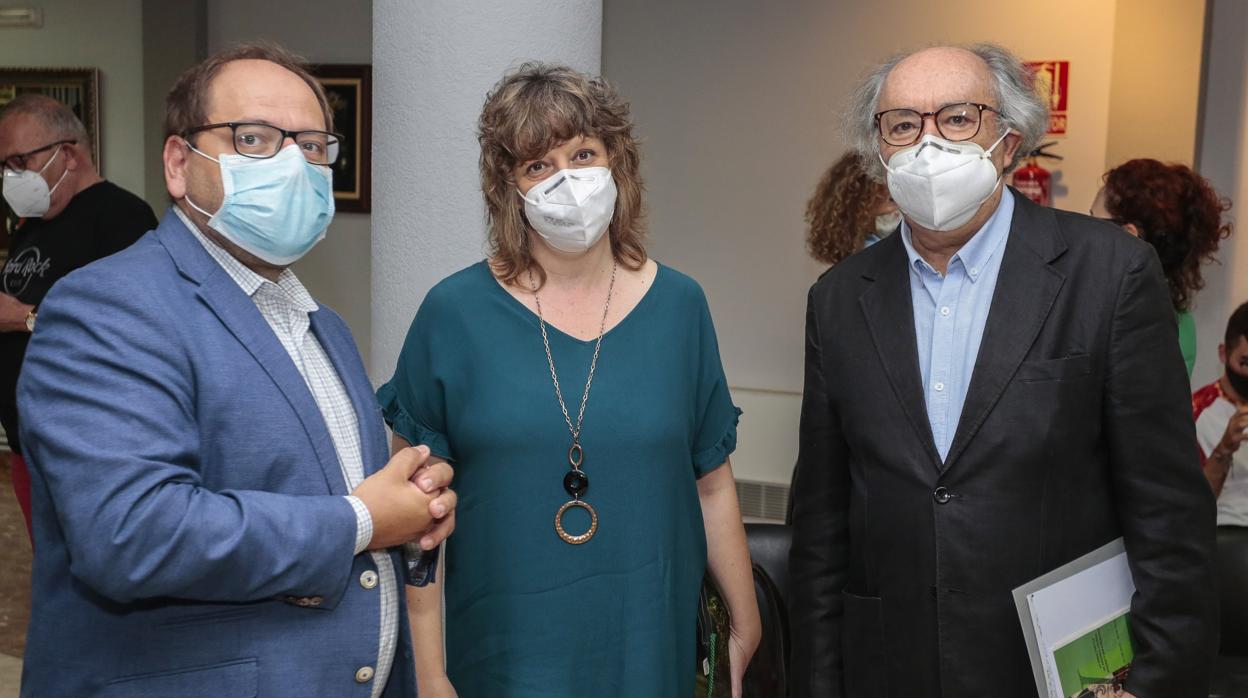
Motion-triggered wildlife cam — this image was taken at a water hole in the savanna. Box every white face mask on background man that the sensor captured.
[879,128,1012,232]
[2,144,69,218]
[519,166,617,254]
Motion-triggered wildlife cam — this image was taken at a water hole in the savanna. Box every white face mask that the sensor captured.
[879,129,1012,232]
[874,210,903,237]
[2,145,69,218]
[519,167,617,254]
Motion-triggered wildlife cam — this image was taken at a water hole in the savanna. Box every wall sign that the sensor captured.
[1026,61,1070,135]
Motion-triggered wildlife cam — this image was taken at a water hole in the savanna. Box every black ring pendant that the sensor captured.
[564,469,589,497]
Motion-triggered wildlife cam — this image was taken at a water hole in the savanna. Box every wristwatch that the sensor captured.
[24,309,35,332]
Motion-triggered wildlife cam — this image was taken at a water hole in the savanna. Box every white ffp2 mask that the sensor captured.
[879,129,1011,232]
[3,145,69,218]
[519,167,617,254]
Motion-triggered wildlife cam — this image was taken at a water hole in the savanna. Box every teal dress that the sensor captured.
[378,261,740,698]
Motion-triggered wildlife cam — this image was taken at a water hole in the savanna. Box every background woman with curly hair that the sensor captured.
[804,152,898,267]
[1092,159,1233,376]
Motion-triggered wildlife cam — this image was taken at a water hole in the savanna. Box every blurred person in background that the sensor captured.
[0,94,155,543]
[805,152,900,268]
[1091,158,1232,377]
[1192,301,1248,521]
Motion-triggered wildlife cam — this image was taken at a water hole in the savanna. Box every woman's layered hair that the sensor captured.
[479,63,647,286]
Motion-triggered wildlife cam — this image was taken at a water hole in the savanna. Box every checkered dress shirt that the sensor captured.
[176,208,398,697]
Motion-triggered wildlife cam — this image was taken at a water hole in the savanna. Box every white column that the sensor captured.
[370,0,603,381]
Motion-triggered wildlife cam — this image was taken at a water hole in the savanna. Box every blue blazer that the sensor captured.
[17,210,416,697]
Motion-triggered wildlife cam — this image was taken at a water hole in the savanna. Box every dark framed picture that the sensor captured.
[0,67,100,262]
[312,64,371,213]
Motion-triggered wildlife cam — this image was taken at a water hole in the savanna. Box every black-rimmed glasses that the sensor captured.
[2,139,75,173]
[874,102,1001,147]
[184,122,342,166]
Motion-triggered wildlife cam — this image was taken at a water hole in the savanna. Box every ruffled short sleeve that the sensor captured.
[377,381,452,460]
[690,287,742,478]
[376,296,455,462]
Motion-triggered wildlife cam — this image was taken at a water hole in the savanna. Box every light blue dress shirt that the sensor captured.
[900,188,1014,461]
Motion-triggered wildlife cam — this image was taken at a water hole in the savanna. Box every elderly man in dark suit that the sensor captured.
[789,43,1217,698]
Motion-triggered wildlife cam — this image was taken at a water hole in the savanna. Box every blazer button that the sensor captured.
[933,487,952,504]
[355,666,375,683]
[360,570,379,589]
[308,596,323,606]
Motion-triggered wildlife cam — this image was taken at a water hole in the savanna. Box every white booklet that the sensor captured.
[1013,538,1136,698]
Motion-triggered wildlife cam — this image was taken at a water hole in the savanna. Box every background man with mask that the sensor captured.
[1194,301,1248,521]
[0,94,155,542]
[16,43,456,696]
[789,43,1217,698]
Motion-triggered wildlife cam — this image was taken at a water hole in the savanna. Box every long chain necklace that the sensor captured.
[530,261,617,545]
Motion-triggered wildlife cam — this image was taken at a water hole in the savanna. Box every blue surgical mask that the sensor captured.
[184,143,334,265]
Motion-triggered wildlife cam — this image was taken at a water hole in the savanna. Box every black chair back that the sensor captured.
[745,522,792,610]
[1218,526,1248,656]
[743,523,792,698]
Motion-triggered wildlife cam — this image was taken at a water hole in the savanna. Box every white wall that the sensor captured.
[0,0,147,199]
[370,1,604,382]
[207,0,375,371]
[1194,0,1248,388]
[1104,0,1206,169]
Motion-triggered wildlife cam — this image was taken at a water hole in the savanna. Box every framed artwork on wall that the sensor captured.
[311,64,371,214]
[0,67,101,264]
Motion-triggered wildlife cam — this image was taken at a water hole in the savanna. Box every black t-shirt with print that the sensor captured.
[0,181,157,455]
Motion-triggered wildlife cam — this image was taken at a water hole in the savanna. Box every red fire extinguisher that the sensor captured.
[1011,141,1062,207]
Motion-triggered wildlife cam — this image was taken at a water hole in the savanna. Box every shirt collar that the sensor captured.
[900,188,1015,282]
[172,206,318,313]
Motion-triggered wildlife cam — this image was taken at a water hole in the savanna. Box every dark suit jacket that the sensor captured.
[788,191,1218,698]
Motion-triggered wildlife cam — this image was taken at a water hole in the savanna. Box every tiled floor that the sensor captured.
[0,654,18,697]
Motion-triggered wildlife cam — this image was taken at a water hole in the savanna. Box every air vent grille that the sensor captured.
[735,479,789,522]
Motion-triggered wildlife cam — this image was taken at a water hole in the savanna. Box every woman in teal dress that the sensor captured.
[378,64,760,697]
[1092,159,1233,377]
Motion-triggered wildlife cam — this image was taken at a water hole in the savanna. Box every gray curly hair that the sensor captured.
[847,43,1049,181]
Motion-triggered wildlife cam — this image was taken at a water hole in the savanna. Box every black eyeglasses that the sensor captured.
[184,122,342,166]
[874,102,1001,147]
[2,139,75,173]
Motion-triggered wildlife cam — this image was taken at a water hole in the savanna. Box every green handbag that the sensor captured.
[695,574,733,698]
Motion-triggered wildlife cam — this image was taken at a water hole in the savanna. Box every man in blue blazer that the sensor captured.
[16,43,457,696]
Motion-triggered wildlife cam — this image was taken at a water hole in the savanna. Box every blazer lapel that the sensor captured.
[197,273,348,495]
[154,210,347,495]
[941,193,1068,473]
[311,310,389,477]
[859,234,944,471]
